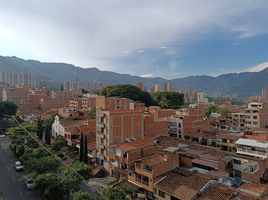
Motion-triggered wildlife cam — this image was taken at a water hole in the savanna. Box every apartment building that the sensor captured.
[105,138,157,178]
[0,71,40,88]
[128,153,179,197]
[96,109,144,165]
[144,115,168,137]
[154,84,160,93]
[69,96,96,111]
[245,102,268,130]
[136,82,145,91]
[96,96,145,111]
[235,138,268,160]
[168,116,184,138]
[232,112,246,131]
[163,81,172,92]
[174,106,208,139]
[148,106,174,118]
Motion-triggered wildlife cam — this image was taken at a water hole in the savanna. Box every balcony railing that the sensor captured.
[237,148,267,157]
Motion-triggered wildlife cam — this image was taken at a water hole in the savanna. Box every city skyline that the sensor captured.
[0,0,268,78]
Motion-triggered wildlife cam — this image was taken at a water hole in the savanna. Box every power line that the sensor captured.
[5,114,96,193]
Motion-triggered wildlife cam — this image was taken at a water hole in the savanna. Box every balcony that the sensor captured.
[236,148,267,159]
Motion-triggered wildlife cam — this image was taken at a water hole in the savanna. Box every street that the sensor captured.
[0,137,40,200]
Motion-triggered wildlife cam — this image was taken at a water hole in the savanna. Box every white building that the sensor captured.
[197,92,205,103]
[235,138,268,159]
[51,115,65,138]
[168,116,184,138]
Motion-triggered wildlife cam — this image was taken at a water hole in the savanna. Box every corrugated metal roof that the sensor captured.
[235,138,268,148]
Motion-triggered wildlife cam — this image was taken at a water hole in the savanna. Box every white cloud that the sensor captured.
[247,62,268,72]
[140,73,154,78]
[0,0,267,76]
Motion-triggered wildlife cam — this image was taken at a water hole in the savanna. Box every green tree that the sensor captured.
[73,191,100,200]
[153,92,184,109]
[79,133,84,162]
[37,117,43,140]
[102,187,132,200]
[51,135,67,152]
[206,105,220,116]
[0,101,18,119]
[45,123,51,145]
[24,156,59,175]
[21,148,50,162]
[101,84,157,106]
[34,174,66,200]
[67,161,92,180]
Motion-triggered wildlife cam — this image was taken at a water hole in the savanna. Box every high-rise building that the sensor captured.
[197,91,205,103]
[154,83,160,93]
[164,81,172,92]
[0,71,40,88]
[135,82,144,91]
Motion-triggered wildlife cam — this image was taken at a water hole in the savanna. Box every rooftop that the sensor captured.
[235,138,268,148]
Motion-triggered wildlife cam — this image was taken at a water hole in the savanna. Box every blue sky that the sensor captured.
[0,0,268,79]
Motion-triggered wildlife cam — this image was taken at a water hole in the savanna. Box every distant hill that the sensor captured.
[0,55,268,98]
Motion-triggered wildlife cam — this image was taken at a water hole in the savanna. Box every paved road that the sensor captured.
[0,137,40,200]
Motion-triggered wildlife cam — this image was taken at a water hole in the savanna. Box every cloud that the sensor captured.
[140,73,154,78]
[0,0,268,77]
[247,62,268,72]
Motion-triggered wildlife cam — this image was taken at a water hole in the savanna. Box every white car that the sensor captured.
[25,178,34,190]
[14,161,24,171]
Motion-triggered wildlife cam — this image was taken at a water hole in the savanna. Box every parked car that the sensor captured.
[14,161,24,171]
[25,178,34,190]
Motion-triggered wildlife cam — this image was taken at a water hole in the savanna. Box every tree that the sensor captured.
[206,105,220,116]
[102,187,132,200]
[84,135,88,164]
[45,123,51,145]
[153,92,184,109]
[34,174,66,200]
[101,84,157,106]
[51,135,67,152]
[24,156,59,175]
[0,101,17,119]
[79,133,84,162]
[37,117,43,140]
[73,191,100,200]
[68,161,92,180]
[21,148,50,162]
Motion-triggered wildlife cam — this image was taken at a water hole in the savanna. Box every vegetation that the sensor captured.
[51,135,67,152]
[102,186,132,200]
[101,84,157,106]
[37,117,44,140]
[73,191,100,200]
[152,92,184,109]
[79,133,88,164]
[7,122,93,200]
[206,105,231,117]
[0,101,18,119]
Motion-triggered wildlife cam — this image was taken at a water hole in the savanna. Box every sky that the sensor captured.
[0,0,268,79]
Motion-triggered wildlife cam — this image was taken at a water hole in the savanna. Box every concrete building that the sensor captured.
[197,91,205,103]
[168,116,184,138]
[164,81,172,92]
[232,112,247,131]
[63,80,102,91]
[235,138,268,159]
[245,102,268,130]
[154,84,160,93]
[136,82,144,91]
[0,71,40,88]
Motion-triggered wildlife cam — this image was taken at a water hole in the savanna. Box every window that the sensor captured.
[158,190,166,198]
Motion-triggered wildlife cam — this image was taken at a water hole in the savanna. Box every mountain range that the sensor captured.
[0,55,268,98]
